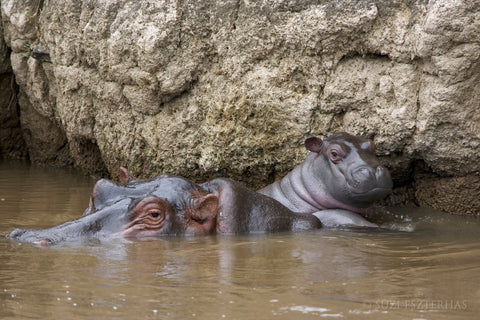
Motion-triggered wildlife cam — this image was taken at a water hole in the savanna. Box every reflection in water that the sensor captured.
[0,161,479,319]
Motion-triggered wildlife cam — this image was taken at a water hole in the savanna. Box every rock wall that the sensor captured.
[0,1,25,159]
[0,0,479,215]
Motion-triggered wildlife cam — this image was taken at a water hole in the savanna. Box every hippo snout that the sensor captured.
[351,166,376,185]
[349,165,392,200]
[8,228,52,245]
[376,166,393,188]
[8,228,26,239]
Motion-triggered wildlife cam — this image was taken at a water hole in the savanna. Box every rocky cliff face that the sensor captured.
[0,2,25,159]
[1,0,479,215]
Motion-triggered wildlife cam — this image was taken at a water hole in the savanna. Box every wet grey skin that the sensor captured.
[259,132,393,227]
[8,171,321,245]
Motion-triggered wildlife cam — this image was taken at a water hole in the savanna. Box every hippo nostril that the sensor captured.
[352,167,376,183]
[8,228,26,239]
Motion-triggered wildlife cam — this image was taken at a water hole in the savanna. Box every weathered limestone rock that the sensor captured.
[0,2,26,158]
[0,72,26,159]
[0,0,479,215]
[415,174,480,216]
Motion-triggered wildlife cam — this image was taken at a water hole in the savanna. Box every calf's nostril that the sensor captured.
[353,167,375,182]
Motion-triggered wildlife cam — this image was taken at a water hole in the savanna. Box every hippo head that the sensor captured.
[304,132,393,213]
[90,171,220,238]
[8,169,219,245]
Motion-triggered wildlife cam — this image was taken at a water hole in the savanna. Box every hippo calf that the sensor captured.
[259,132,393,227]
[8,168,321,245]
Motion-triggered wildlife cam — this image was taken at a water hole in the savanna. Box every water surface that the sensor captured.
[1,161,479,319]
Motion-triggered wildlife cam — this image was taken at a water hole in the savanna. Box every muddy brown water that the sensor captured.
[0,161,479,319]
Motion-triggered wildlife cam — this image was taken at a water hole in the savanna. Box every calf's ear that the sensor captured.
[119,167,137,185]
[190,194,219,222]
[304,137,323,153]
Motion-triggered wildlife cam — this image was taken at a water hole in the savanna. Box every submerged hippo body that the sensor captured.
[259,132,393,227]
[9,169,321,244]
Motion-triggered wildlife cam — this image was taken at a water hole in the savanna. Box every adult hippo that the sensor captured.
[259,132,393,227]
[8,168,321,245]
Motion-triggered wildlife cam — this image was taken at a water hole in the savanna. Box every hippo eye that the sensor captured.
[331,151,340,161]
[149,211,161,218]
[329,147,344,163]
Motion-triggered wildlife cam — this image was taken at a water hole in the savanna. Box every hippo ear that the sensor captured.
[365,132,376,141]
[119,167,136,185]
[304,137,323,153]
[364,132,376,153]
[190,194,219,222]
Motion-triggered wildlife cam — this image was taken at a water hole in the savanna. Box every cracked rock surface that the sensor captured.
[0,0,479,215]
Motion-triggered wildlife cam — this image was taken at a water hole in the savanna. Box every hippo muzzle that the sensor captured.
[347,165,393,203]
[8,199,133,245]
